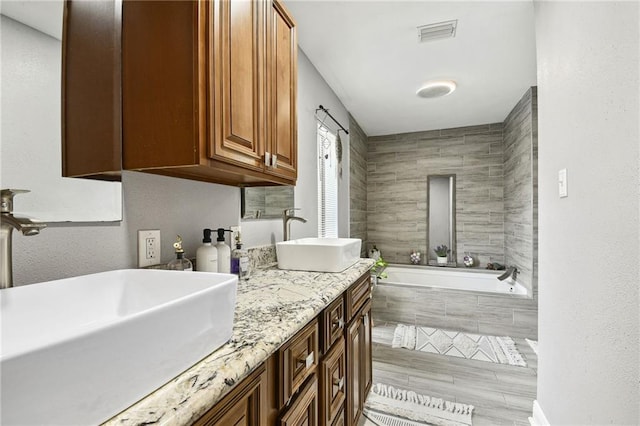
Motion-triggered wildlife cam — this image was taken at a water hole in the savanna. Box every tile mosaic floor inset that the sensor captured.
[392,324,527,367]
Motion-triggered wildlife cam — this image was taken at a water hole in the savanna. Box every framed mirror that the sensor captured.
[427,174,456,265]
[241,187,294,220]
[0,1,122,222]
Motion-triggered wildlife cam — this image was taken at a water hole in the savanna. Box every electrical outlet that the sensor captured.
[138,229,161,267]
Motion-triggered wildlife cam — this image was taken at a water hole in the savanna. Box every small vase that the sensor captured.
[437,256,448,266]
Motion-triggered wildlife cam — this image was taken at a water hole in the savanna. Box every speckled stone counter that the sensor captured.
[103,259,374,426]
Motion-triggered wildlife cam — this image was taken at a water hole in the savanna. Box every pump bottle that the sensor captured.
[231,230,250,280]
[215,228,231,273]
[196,228,218,272]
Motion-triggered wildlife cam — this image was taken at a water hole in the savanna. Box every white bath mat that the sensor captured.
[392,325,527,367]
[363,383,474,426]
[525,338,538,355]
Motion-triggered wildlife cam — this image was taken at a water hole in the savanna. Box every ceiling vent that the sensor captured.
[417,20,457,43]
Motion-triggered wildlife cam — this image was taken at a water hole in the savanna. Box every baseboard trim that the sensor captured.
[529,400,550,426]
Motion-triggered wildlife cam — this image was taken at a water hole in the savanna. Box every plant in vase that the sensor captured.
[434,245,450,266]
[410,250,421,265]
[371,256,388,285]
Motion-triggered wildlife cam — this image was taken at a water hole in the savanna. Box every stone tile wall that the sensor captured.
[504,87,537,295]
[367,124,506,266]
[349,114,368,256]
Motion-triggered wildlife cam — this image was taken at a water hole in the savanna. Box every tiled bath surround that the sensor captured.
[349,114,368,256]
[367,123,506,267]
[504,88,538,296]
[372,283,538,339]
[360,87,538,294]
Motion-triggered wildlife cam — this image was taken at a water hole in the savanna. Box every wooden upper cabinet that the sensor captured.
[120,0,297,186]
[62,0,122,180]
[209,0,265,171]
[266,0,297,181]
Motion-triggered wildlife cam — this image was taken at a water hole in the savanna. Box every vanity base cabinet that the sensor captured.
[194,271,371,426]
[280,375,318,426]
[345,300,372,426]
[194,363,268,426]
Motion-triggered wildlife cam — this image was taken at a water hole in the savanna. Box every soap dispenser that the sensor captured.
[215,228,231,273]
[231,229,250,280]
[167,235,193,271]
[196,228,218,272]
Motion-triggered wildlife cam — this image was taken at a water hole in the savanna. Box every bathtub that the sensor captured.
[373,264,537,339]
[380,265,528,296]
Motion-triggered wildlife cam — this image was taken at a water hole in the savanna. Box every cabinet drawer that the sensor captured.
[320,337,346,426]
[280,374,318,426]
[345,272,371,323]
[279,318,319,408]
[322,296,345,353]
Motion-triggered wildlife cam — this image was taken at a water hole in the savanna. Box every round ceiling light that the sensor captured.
[416,80,457,99]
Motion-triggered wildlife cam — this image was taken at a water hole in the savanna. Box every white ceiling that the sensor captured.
[285,1,537,136]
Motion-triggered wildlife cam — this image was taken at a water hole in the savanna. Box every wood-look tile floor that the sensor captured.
[361,321,537,426]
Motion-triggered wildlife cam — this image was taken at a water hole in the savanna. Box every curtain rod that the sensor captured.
[316,105,349,135]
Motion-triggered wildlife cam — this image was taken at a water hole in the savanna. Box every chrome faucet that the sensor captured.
[1,189,47,289]
[283,208,307,241]
[497,266,519,282]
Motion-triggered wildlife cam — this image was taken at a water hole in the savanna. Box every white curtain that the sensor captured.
[317,124,338,238]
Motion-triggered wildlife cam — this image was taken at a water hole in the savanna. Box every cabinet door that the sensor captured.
[345,318,362,426]
[361,301,373,401]
[266,0,297,181]
[194,364,267,426]
[320,338,346,426]
[209,0,265,170]
[280,375,318,426]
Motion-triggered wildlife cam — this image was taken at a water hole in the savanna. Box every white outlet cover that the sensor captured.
[138,230,161,268]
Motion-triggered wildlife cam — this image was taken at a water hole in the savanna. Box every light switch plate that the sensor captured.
[138,229,161,267]
[558,169,568,198]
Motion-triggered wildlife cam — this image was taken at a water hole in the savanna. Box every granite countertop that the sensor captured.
[104,258,375,426]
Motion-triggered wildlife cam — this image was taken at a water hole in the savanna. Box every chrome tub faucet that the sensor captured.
[1,189,47,289]
[497,266,519,282]
[283,208,307,241]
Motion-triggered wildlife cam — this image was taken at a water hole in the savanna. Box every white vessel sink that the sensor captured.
[277,237,362,272]
[0,269,238,425]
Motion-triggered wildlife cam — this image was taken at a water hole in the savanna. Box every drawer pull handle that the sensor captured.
[297,352,314,369]
[265,152,271,166]
[333,377,344,390]
[272,154,278,168]
[332,318,344,329]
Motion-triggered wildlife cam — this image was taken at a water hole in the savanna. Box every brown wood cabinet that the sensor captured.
[194,363,268,426]
[195,271,371,426]
[62,0,122,180]
[122,0,297,186]
[345,300,372,426]
[65,0,297,186]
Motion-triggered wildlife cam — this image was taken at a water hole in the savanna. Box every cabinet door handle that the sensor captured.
[297,352,314,369]
[265,152,271,166]
[271,154,278,168]
[332,318,344,329]
[333,377,344,390]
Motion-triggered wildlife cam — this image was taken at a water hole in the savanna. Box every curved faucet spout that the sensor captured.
[497,266,518,282]
[283,208,307,241]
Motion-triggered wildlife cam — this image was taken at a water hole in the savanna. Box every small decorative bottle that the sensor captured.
[231,230,250,280]
[167,235,193,271]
